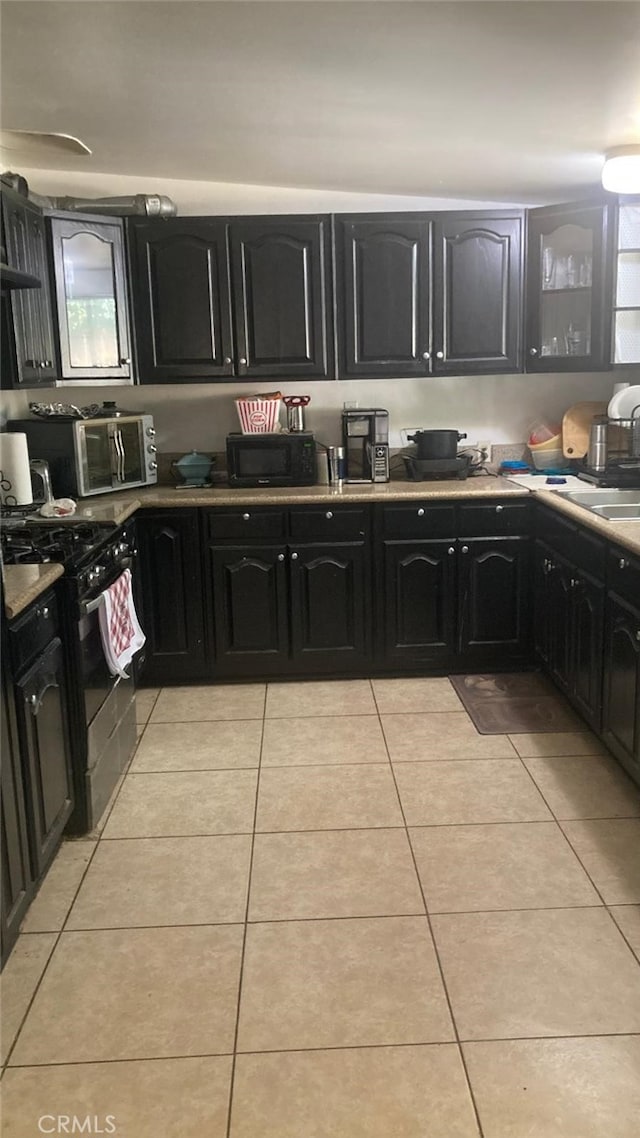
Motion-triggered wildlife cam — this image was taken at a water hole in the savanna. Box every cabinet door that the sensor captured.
[230,217,333,378]
[533,541,554,665]
[2,191,58,386]
[433,214,523,374]
[209,545,289,676]
[129,218,234,382]
[547,558,574,692]
[459,538,531,657]
[571,570,604,731]
[334,215,432,377]
[136,511,207,683]
[15,638,73,879]
[289,543,370,671]
[49,214,132,380]
[382,540,456,665]
[602,594,640,777]
[526,202,613,371]
[1,659,33,966]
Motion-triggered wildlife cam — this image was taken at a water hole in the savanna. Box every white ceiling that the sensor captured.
[1,0,640,204]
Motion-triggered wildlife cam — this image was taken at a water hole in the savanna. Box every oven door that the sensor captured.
[76,417,149,496]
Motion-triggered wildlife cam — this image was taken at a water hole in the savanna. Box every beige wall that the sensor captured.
[0,168,619,451]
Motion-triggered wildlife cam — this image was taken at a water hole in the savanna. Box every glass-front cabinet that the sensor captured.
[48,213,132,382]
[526,202,613,372]
[613,200,640,365]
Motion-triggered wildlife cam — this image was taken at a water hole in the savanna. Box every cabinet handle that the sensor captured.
[417,508,425,517]
[619,558,629,570]
[242,512,251,520]
[636,630,640,642]
[39,606,50,618]
[436,350,444,360]
[223,357,232,365]
[26,677,59,716]
[447,546,455,556]
[120,357,131,365]
[570,577,580,588]
[291,552,299,561]
[277,553,285,562]
[461,545,469,554]
[495,505,504,513]
[239,357,247,366]
[529,347,539,356]
[422,351,430,360]
[325,510,333,519]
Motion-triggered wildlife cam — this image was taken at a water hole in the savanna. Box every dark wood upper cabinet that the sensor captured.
[334,215,432,378]
[526,200,614,372]
[229,216,333,379]
[128,218,234,382]
[335,210,523,378]
[433,214,523,374]
[1,187,58,387]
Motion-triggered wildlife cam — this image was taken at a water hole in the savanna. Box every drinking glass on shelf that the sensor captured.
[542,246,555,289]
[579,254,592,287]
[554,256,568,288]
[567,254,577,288]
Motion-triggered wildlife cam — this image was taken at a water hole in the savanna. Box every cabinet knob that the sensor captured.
[325,511,333,519]
[495,505,504,513]
[224,357,232,365]
[619,558,629,570]
[243,512,251,520]
[436,350,444,360]
[448,546,455,556]
[529,347,539,357]
[417,508,425,517]
[277,553,285,562]
[636,630,640,642]
[239,357,247,366]
[29,693,37,707]
[422,351,430,360]
[41,606,50,618]
[461,545,469,554]
[291,552,299,561]
[120,357,131,365]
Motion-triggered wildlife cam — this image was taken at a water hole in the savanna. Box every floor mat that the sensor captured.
[449,673,583,735]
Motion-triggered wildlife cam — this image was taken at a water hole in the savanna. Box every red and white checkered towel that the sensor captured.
[98,568,146,678]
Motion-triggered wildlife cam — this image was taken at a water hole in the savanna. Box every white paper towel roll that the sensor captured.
[0,432,32,506]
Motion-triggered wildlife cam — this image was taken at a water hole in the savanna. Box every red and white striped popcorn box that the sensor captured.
[235,398,282,433]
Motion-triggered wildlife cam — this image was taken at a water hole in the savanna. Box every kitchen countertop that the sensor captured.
[4,475,639,618]
[2,562,64,620]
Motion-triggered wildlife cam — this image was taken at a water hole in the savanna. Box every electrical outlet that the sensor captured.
[475,440,493,463]
[343,401,358,409]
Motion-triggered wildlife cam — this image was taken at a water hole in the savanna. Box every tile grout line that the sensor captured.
[370,678,486,1138]
[224,681,268,1138]
[0,692,160,1075]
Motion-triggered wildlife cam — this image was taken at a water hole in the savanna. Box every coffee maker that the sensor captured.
[342,408,390,483]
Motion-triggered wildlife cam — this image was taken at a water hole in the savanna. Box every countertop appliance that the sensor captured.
[226,431,316,487]
[7,414,157,498]
[578,411,640,488]
[0,517,141,833]
[403,454,472,481]
[342,408,390,483]
[407,429,467,460]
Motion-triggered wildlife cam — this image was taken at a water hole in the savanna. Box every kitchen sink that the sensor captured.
[559,489,640,521]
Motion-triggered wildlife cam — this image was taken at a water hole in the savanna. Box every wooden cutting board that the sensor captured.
[562,401,608,458]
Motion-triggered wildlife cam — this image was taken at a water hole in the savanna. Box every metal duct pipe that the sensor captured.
[27,192,177,217]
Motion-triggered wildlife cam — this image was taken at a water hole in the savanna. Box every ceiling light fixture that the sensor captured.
[602,144,640,194]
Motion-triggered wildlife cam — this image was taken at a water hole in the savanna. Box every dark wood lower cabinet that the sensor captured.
[459,538,531,657]
[137,510,207,683]
[1,658,33,966]
[533,541,604,732]
[208,539,370,677]
[383,540,456,664]
[602,593,640,777]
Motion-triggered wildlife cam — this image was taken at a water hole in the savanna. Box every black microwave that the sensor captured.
[226,432,316,487]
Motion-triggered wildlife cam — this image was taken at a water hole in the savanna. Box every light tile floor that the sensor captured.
[2,678,640,1137]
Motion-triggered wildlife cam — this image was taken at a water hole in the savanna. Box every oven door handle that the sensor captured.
[114,427,125,483]
[78,558,133,617]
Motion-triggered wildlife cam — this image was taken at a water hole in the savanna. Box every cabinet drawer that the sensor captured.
[536,505,576,559]
[206,508,286,541]
[458,500,531,536]
[9,591,58,675]
[289,507,367,542]
[380,503,456,539]
[608,546,640,608]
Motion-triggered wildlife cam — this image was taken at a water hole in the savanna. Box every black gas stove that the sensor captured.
[1,520,133,600]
